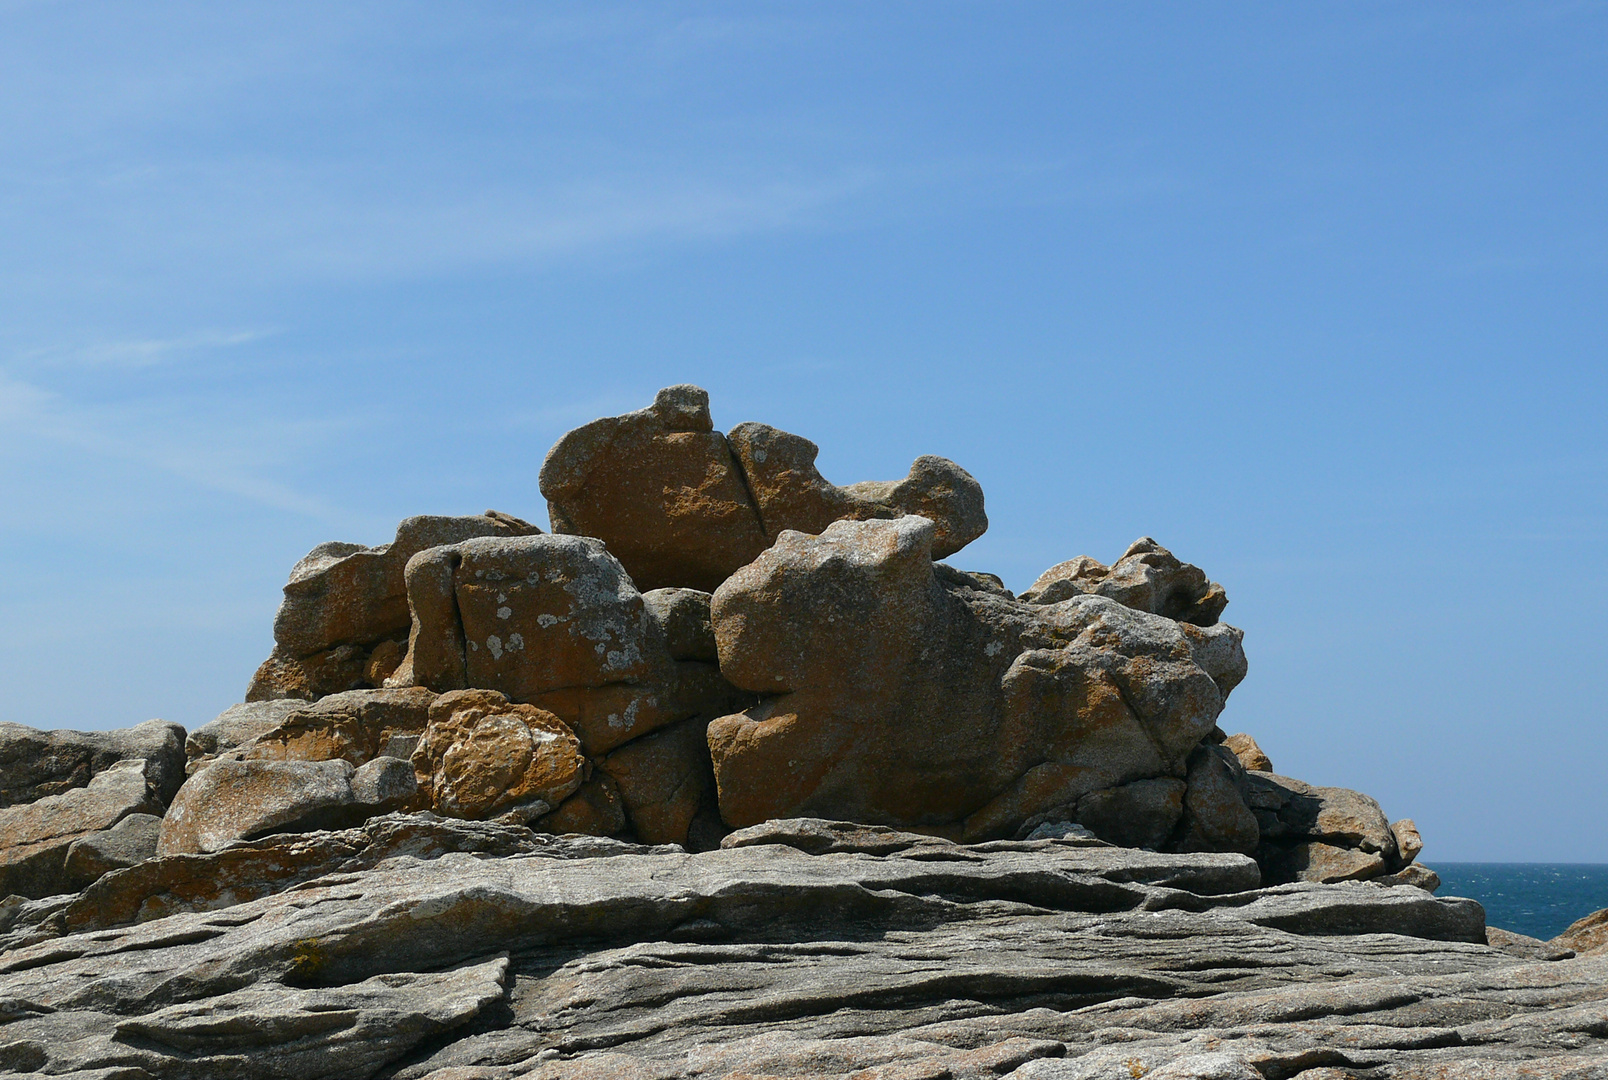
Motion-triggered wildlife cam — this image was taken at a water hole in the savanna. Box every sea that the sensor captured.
[1434,863,1608,941]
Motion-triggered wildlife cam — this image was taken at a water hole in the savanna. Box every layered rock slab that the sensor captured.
[0,717,185,808]
[707,515,1248,841]
[0,823,1548,1080]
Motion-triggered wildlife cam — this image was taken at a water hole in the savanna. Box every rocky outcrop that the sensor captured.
[706,515,1246,842]
[199,687,436,770]
[0,717,185,807]
[1554,907,1608,957]
[1020,537,1227,626]
[247,511,541,701]
[0,757,166,897]
[395,532,740,758]
[539,385,987,592]
[726,420,987,557]
[3,818,1600,1080]
[10,387,1588,1078]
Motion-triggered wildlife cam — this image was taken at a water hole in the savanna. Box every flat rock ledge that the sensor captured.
[0,817,1601,1080]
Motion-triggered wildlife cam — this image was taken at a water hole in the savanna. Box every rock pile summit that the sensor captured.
[1,385,1603,1080]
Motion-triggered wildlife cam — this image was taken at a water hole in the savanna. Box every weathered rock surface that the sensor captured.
[397,532,740,758]
[185,699,303,772]
[727,420,987,558]
[1242,771,1406,884]
[1222,731,1272,772]
[1020,537,1228,627]
[411,689,585,822]
[707,515,1247,842]
[248,511,541,702]
[0,757,166,898]
[539,385,988,592]
[157,757,415,856]
[61,810,162,888]
[539,385,771,592]
[1554,906,1608,957]
[3,820,1597,1080]
[0,717,186,807]
[210,687,437,769]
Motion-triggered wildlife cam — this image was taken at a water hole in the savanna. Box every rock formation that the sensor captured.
[2,385,1601,1078]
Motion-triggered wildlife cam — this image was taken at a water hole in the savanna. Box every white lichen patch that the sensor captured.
[486,635,503,660]
[497,607,512,620]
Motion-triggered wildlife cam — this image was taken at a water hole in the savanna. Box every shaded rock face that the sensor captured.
[247,511,541,702]
[0,757,166,898]
[0,718,185,808]
[707,516,1248,842]
[6,818,1598,1080]
[1020,537,1228,627]
[539,385,987,592]
[1242,771,1420,884]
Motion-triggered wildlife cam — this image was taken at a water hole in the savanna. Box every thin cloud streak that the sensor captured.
[17,329,274,369]
[0,369,356,524]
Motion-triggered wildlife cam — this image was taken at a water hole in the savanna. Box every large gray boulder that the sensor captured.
[156,757,419,856]
[0,718,186,808]
[707,515,1248,843]
[396,532,740,760]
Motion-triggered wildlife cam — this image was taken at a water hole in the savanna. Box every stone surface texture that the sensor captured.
[0,819,1601,1080]
[539,385,987,593]
[0,717,185,807]
[1019,537,1228,626]
[247,511,541,702]
[707,515,1248,842]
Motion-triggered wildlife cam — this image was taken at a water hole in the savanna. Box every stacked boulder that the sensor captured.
[0,385,1432,900]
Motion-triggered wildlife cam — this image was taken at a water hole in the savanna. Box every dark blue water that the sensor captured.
[1434,863,1608,941]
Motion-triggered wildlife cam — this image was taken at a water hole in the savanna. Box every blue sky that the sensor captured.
[1,2,1603,861]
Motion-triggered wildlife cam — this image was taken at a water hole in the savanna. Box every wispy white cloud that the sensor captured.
[0,367,356,523]
[17,328,274,369]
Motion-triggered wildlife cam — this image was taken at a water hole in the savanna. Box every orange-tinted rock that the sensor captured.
[411,689,586,822]
[708,516,1246,840]
[1392,818,1424,865]
[248,512,540,702]
[600,715,717,846]
[1271,840,1387,883]
[540,385,769,592]
[229,688,436,768]
[1553,908,1608,957]
[1224,731,1273,772]
[538,773,629,838]
[726,423,987,559]
[539,386,988,592]
[1021,537,1229,628]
